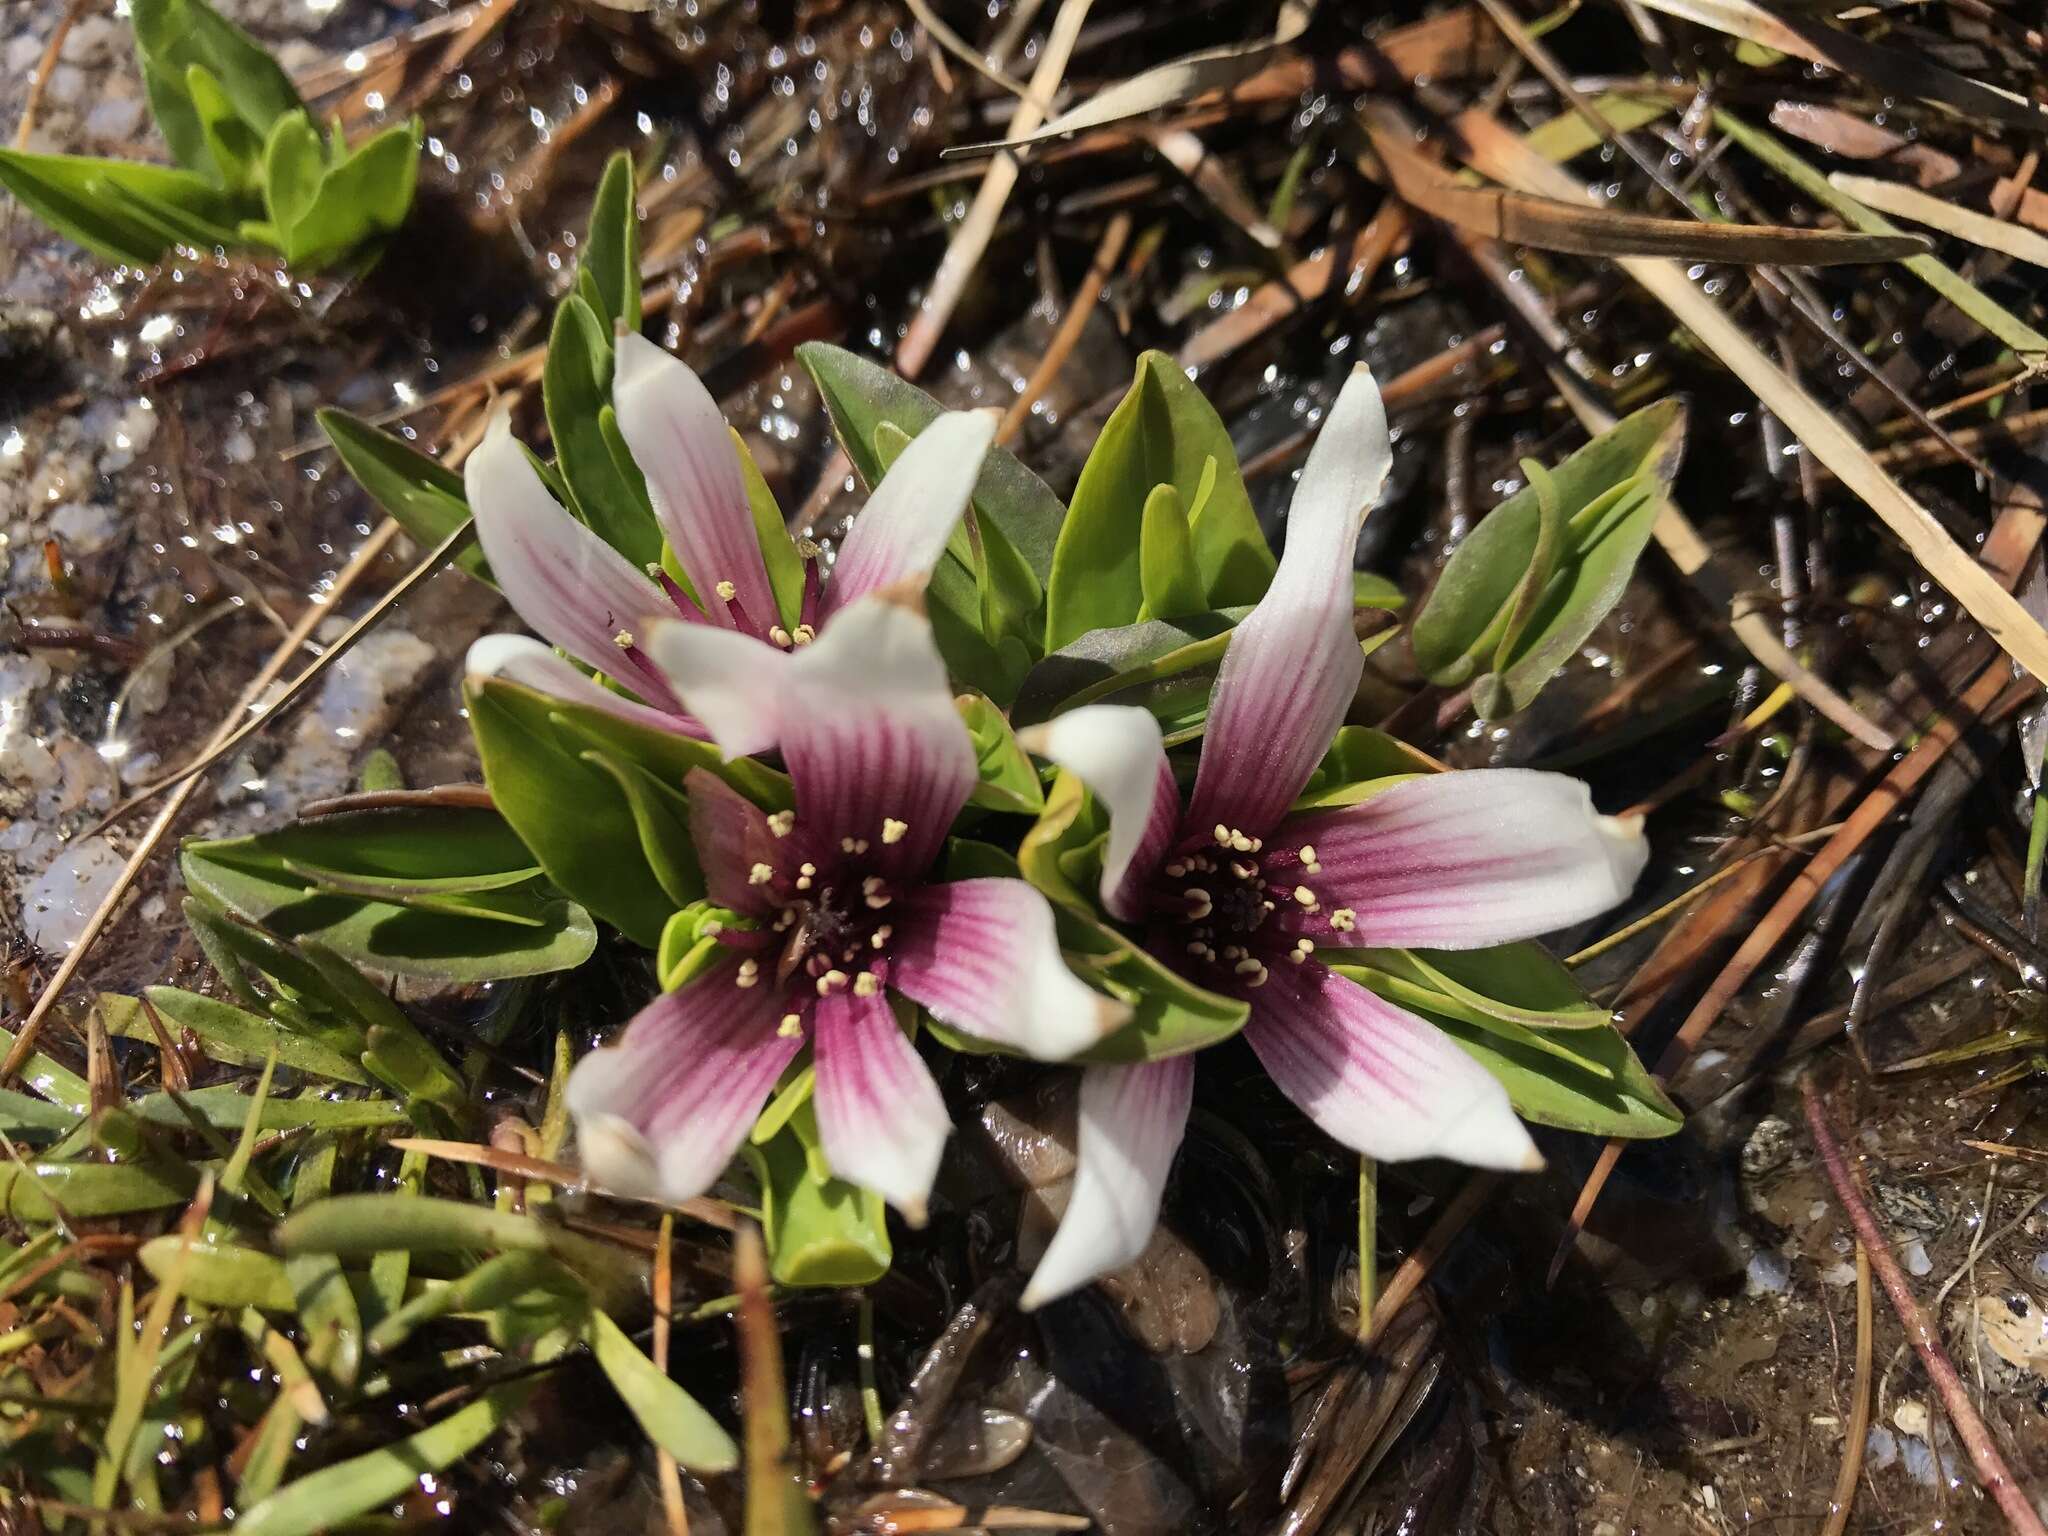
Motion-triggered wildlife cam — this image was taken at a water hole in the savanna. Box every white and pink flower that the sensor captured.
[565,587,1128,1223]
[462,334,996,739]
[1016,365,1649,1308]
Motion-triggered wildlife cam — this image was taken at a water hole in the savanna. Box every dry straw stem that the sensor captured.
[997,211,1132,443]
[1455,113,2048,686]
[1827,174,2048,272]
[1802,1078,2048,1536]
[1819,1242,1873,1536]
[895,0,1093,378]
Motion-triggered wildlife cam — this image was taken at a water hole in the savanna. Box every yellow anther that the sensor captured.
[768,625,793,648]
[870,925,892,948]
[852,972,881,997]
[792,624,816,646]
[881,818,908,845]
[1293,885,1318,910]
[735,960,760,988]
[612,629,635,649]
[1329,908,1357,932]
[715,579,737,602]
[767,810,796,837]
[748,862,775,886]
[778,1013,803,1037]
[815,969,850,996]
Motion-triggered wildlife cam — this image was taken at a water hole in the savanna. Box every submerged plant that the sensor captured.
[0,0,419,270]
[1014,367,1649,1306]
[565,589,1125,1221]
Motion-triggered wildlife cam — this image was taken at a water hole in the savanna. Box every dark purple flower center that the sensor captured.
[1145,820,1356,993]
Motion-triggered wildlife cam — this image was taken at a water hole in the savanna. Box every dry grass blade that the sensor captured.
[942,0,1313,158]
[733,1224,813,1536]
[1802,1080,2048,1536]
[1827,174,2048,271]
[1369,127,1927,264]
[387,1137,737,1229]
[1631,0,2048,131]
[1455,112,2048,684]
[1819,1242,1873,1536]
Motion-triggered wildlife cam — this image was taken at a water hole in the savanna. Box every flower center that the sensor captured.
[1149,824,1355,991]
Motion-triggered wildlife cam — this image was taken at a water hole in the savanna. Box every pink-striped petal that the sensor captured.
[683,768,780,917]
[566,960,800,1204]
[1186,365,1392,839]
[465,408,684,710]
[1245,960,1540,1169]
[1019,705,1180,923]
[889,877,1128,1059]
[820,411,996,618]
[465,634,708,739]
[812,986,951,1224]
[612,334,776,632]
[641,621,792,759]
[1286,769,1647,949]
[1020,1057,1194,1310]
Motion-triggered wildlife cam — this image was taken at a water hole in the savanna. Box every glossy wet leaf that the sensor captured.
[1359,943,1613,1030]
[582,749,708,908]
[1047,351,1273,651]
[234,1381,539,1536]
[1138,483,1206,620]
[1012,607,1247,726]
[0,1159,198,1222]
[0,150,242,265]
[271,117,421,270]
[131,1088,406,1134]
[139,1236,296,1310]
[589,1309,741,1470]
[132,0,301,179]
[577,149,642,333]
[745,1122,891,1288]
[367,1250,577,1355]
[1411,398,1685,717]
[1291,726,1441,810]
[317,408,490,582]
[734,427,805,630]
[544,292,662,566]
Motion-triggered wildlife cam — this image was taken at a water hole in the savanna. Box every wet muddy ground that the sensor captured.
[5,0,2048,1528]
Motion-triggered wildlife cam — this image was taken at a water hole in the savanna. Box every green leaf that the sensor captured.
[733,427,804,630]
[1354,571,1405,610]
[0,1160,197,1222]
[0,149,243,265]
[99,987,370,1083]
[465,678,678,947]
[745,1118,891,1288]
[1411,399,1685,718]
[233,1382,538,1536]
[544,293,662,567]
[577,149,642,333]
[181,806,597,981]
[588,1309,740,1471]
[1137,483,1205,621]
[1011,607,1246,726]
[274,117,420,270]
[798,342,1064,582]
[1290,725,1440,810]
[131,0,303,144]
[138,1236,295,1311]
[316,407,488,582]
[1356,944,1613,1031]
[581,749,707,908]
[958,694,1045,815]
[366,1250,577,1355]
[131,1087,405,1134]
[1046,351,1273,652]
[184,64,264,191]
[259,110,323,233]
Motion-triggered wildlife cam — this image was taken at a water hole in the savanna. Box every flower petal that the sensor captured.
[683,768,780,917]
[1288,769,1648,949]
[889,877,1128,1059]
[466,634,708,739]
[812,987,951,1224]
[1020,1057,1194,1310]
[566,961,800,1204]
[1245,960,1540,1169]
[1018,705,1180,923]
[612,333,776,632]
[641,621,792,759]
[465,407,683,709]
[1186,365,1392,839]
[821,410,996,618]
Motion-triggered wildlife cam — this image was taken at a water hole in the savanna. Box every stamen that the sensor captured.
[1289,938,1314,963]
[748,862,776,886]
[1329,908,1357,932]
[649,565,706,622]
[1298,845,1320,873]
[1185,889,1214,921]
[715,579,738,602]
[852,972,881,997]
[862,875,893,910]
[735,959,760,988]
[870,925,892,948]
[881,817,908,845]
[1164,860,1188,878]
[1213,824,1232,846]
[1234,957,1269,987]
[612,629,635,649]
[778,1013,803,1037]
[768,625,793,648]
[815,969,850,996]
[767,810,796,837]
[791,623,816,646]
[1293,885,1319,911]
[840,836,869,855]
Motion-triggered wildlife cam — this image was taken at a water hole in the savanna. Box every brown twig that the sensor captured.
[1820,1242,1873,1536]
[13,0,92,150]
[1802,1078,2048,1536]
[1361,1171,1500,1344]
[996,212,1131,445]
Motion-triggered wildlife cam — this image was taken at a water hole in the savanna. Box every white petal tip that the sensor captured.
[577,1111,661,1202]
[1519,1145,1547,1174]
[1017,1279,1053,1312]
[465,633,540,683]
[1597,811,1651,893]
[612,330,671,389]
[896,1196,930,1229]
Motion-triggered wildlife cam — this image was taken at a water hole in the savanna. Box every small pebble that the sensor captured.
[1864,1427,1897,1471]
[1902,1239,1932,1278]
[1899,1435,1938,1487]
[1745,1248,1791,1295]
[1892,1399,1930,1439]
[1820,1261,1857,1287]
